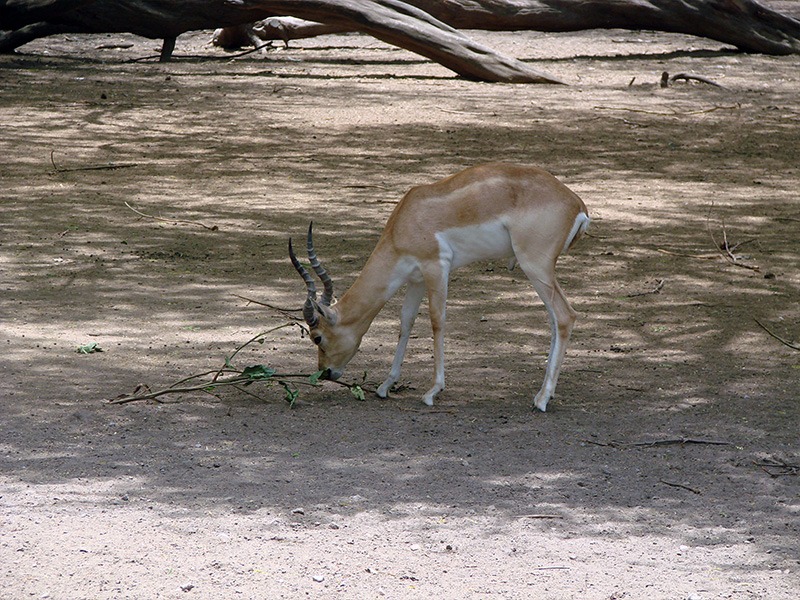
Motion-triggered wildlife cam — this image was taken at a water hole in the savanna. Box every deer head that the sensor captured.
[289,223,358,380]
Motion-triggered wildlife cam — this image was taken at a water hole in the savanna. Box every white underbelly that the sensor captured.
[435,219,513,270]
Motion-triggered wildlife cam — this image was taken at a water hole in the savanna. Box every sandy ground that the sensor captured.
[1,17,799,600]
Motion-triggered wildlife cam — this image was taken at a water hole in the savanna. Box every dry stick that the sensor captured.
[212,322,298,382]
[631,438,731,447]
[660,480,702,494]
[754,458,800,477]
[399,407,459,414]
[705,203,760,272]
[754,319,800,351]
[96,43,135,50]
[583,438,731,448]
[109,322,302,404]
[109,369,320,405]
[657,248,720,260]
[594,105,739,117]
[109,375,252,404]
[232,294,302,318]
[627,279,664,297]
[124,201,219,231]
[126,42,274,63]
[670,72,728,89]
[108,323,371,405]
[50,150,138,173]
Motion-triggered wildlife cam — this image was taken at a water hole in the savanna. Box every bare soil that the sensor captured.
[1,21,799,600]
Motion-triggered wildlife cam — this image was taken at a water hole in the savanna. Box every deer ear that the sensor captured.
[316,303,337,325]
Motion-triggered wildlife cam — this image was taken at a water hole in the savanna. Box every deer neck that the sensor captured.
[333,239,403,338]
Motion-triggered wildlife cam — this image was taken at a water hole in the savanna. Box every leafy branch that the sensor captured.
[107,322,368,406]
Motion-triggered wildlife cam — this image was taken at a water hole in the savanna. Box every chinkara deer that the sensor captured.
[289,162,589,411]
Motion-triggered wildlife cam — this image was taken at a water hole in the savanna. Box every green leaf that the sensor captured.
[281,382,299,407]
[76,342,102,354]
[350,385,366,402]
[308,370,325,385]
[241,364,276,381]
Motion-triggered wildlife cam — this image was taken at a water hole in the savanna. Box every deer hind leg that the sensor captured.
[516,258,577,412]
[377,280,426,398]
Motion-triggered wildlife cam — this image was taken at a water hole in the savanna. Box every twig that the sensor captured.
[670,72,727,89]
[626,279,664,297]
[631,438,731,447]
[584,438,731,448]
[232,294,302,318]
[96,43,134,50]
[107,322,373,406]
[754,458,800,477]
[398,407,458,414]
[124,201,219,231]
[224,42,275,58]
[657,248,719,260]
[660,480,701,494]
[50,150,138,173]
[108,369,318,405]
[342,184,391,190]
[126,43,274,64]
[706,202,760,272]
[594,104,739,117]
[212,322,298,382]
[754,319,800,351]
[109,377,247,404]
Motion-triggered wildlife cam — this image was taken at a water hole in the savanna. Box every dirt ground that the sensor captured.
[1,14,799,600]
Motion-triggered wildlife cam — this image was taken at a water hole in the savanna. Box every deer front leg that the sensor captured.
[377,281,426,398]
[422,267,449,406]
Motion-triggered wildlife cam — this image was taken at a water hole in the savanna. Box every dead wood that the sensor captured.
[4,0,800,85]
[124,201,219,231]
[214,17,348,50]
[402,0,800,55]
[50,150,138,173]
[626,279,665,298]
[660,479,702,494]
[0,0,564,83]
[670,72,727,88]
[585,437,732,448]
[754,458,800,476]
[706,204,761,272]
[754,319,800,351]
[209,1,800,56]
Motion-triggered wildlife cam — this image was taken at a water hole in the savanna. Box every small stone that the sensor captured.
[328,522,340,530]
[291,508,305,515]
[312,575,325,583]
[410,544,421,551]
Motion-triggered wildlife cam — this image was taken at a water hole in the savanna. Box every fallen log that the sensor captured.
[0,0,564,83]
[214,0,800,56]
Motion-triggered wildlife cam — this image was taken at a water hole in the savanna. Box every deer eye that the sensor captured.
[312,335,322,345]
